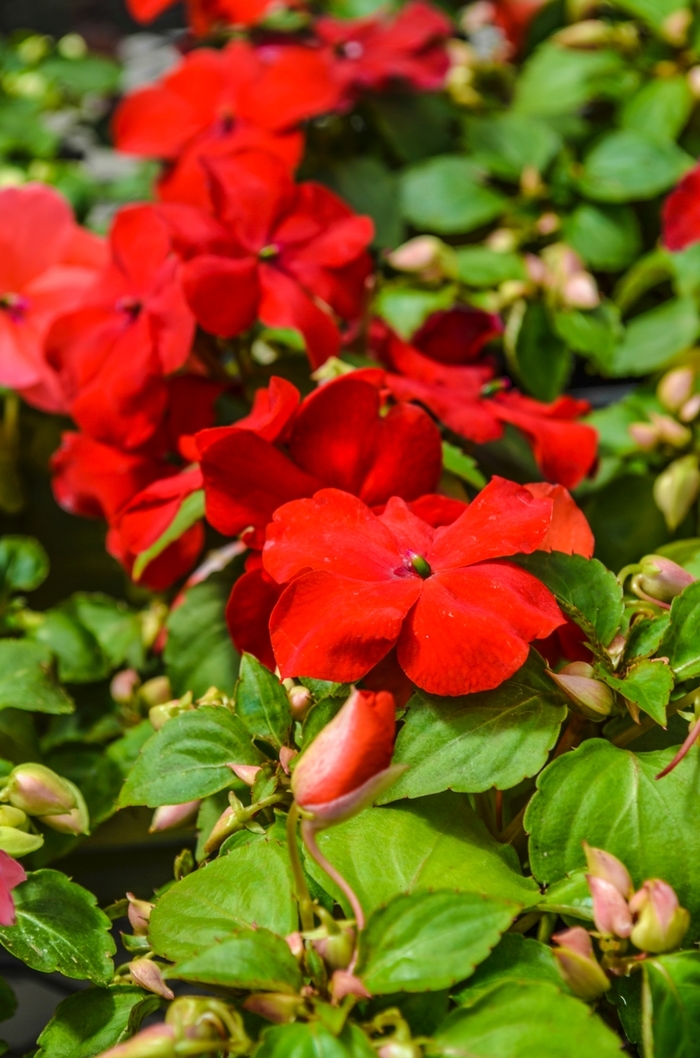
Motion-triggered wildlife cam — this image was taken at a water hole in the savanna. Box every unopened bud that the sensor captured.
[654,455,700,531]
[629,422,659,450]
[149,801,200,833]
[536,212,559,236]
[329,970,371,1003]
[521,166,544,197]
[552,927,610,1000]
[553,19,611,46]
[387,236,456,281]
[562,272,599,309]
[583,843,633,898]
[139,677,172,708]
[129,959,174,1000]
[165,997,247,1047]
[228,764,261,786]
[288,685,312,720]
[149,693,193,731]
[41,780,89,835]
[549,663,614,719]
[486,228,517,253]
[378,1043,422,1058]
[0,807,27,829]
[279,747,297,775]
[587,875,633,938]
[127,892,154,934]
[2,764,76,816]
[629,879,690,953]
[680,393,700,422]
[95,1023,175,1058]
[662,7,691,45]
[243,993,303,1023]
[0,827,43,856]
[688,65,700,99]
[658,367,694,412]
[110,668,140,703]
[285,931,304,958]
[631,555,695,605]
[649,413,691,447]
[313,926,355,971]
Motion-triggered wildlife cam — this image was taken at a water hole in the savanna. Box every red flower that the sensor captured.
[46,205,195,452]
[316,1,451,108]
[662,165,700,252]
[375,321,597,489]
[492,0,550,53]
[262,478,563,695]
[0,851,26,927]
[0,183,105,411]
[173,150,374,367]
[126,0,295,34]
[525,483,595,559]
[411,305,502,364]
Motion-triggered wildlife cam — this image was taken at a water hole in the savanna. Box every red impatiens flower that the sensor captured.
[0,851,26,927]
[0,183,106,412]
[170,150,374,367]
[662,164,700,252]
[374,320,597,489]
[410,305,502,364]
[316,1,451,109]
[492,0,550,54]
[126,0,296,34]
[262,478,564,695]
[113,41,336,207]
[46,205,195,452]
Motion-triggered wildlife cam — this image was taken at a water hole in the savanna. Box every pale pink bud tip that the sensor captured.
[149,801,200,833]
[127,892,154,935]
[629,879,690,953]
[288,685,312,720]
[587,875,633,938]
[330,970,371,1003]
[95,1023,175,1058]
[110,668,140,703]
[129,959,174,1000]
[285,931,304,959]
[583,842,633,898]
[553,927,610,1001]
[279,747,298,775]
[658,367,695,412]
[633,555,695,605]
[549,667,614,719]
[228,764,261,786]
[243,993,302,1024]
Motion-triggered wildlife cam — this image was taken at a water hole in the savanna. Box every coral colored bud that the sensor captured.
[629,422,659,450]
[387,236,457,281]
[288,685,312,720]
[631,555,695,605]
[3,764,76,816]
[228,764,261,786]
[680,393,700,422]
[41,780,89,835]
[329,970,371,1002]
[95,1024,176,1058]
[629,879,690,953]
[654,455,700,532]
[149,801,200,833]
[279,747,297,775]
[587,875,633,938]
[583,843,633,898]
[129,959,174,1000]
[291,689,404,828]
[552,927,610,1001]
[243,993,303,1023]
[562,272,599,309]
[127,892,154,935]
[314,927,356,971]
[649,413,691,447]
[658,367,695,412]
[139,676,172,707]
[285,931,304,959]
[110,668,140,703]
[549,664,614,719]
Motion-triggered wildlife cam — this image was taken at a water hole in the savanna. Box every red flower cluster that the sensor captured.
[663,164,700,252]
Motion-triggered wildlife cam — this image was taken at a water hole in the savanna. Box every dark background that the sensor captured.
[0,0,182,48]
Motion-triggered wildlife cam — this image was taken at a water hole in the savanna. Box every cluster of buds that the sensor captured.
[553,844,690,1001]
[525,244,599,310]
[96,997,249,1058]
[386,236,458,284]
[0,763,89,852]
[548,662,614,720]
[621,553,696,609]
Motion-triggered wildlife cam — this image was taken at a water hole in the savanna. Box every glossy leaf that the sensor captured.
[66,593,144,670]
[455,934,565,1002]
[579,131,692,202]
[357,891,517,994]
[119,706,262,808]
[30,608,108,683]
[257,1022,375,1058]
[164,572,240,698]
[0,536,49,595]
[0,640,73,714]
[513,302,571,402]
[35,986,159,1058]
[399,156,505,235]
[659,581,700,680]
[464,113,561,182]
[598,658,674,724]
[610,297,700,376]
[169,928,302,992]
[621,77,692,142]
[643,951,700,1058]
[563,203,641,272]
[455,247,526,287]
[380,651,567,801]
[236,653,291,749]
[513,44,625,116]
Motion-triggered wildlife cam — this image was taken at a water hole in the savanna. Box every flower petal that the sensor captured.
[226,567,282,671]
[181,254,259,337]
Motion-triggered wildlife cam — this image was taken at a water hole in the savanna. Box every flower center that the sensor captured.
[116,295,143,320]
[480,378,509,397]
[259,244,279,260]
[341,40,364,59]
[0,292,29,323]
[406,551,432,578]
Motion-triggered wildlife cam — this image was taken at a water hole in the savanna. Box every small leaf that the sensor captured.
[357,891,517,994]
[257,1022,374,1058]
[659,580,700,681]
[66,593,144,670]
[169,928,302,992]
[442,442,486,489]
[464,113,561,182]
[643,951,700,1058]
[119,706,262,808]
[399,155,506,235]
[621,77,693,143]
[0,640,73,714]
[610,297,699,376]
[0,536,49,595]
[598,659,674,724]
[563,203,641,273]
[623,614,671,663]
[513,301,571,402]
[455,247,526,287]
[579,130,693,203]
[0,870,115,983]
[133,489,205,581]
[164,573,240,698]
[35,986,159,1058]
[236,654,291,749]
[455,933,565,1002]
[513,44,625,116]
[30,609,108,683]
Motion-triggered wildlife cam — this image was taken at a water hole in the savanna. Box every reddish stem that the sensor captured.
[656,719,700,779]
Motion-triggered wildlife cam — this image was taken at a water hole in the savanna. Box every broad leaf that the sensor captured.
[659,581,700,681]
[35,986,159,1058]
[164,572,240,698]
[0,870,115,983]
[0,536,48,595]
[579,131,692,202]
[552,304,622,367]
[236,654,291,749]
[643,951,700,1058]
[66,593,144,670]
[610,298,699,376]
[621,77,692,142]
[513,302,571,402]
[598,658,674,724]
[563,203,640,272]
[455,934,565,1001]
[169,928,302,992]
[623,614,671,663]
[435,980,622,1056]
[307,794,538,917]
[357,891,517,994]
[149,839,297,961]
[455,247,526,287]
[525,739,700,933]
[442,442,487,489]
[330,157,404,250]
[399,155,505,235]
[380,652,566,801]
[257,1022,375,1058]
[30,608,108,683]
[464,113,561,181]
[513,44,625,116]
[119,706,262,808]
[0,640,73,714]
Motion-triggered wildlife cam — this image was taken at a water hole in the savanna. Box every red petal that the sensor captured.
[0,184,73,290]
[526,483,595,559]
[109,205,172,293]
[236,46,340,132]
[226,568,282,671]
[259,265,340,369]
[234,376,300,442]
[413,306,503,365]
[493,393,598,489]
[377,496,435,559]
[404,494,468,527]
[181,254,259,337]
[662,164,700,252]
[360,401,443,505]
[50,433,165,522]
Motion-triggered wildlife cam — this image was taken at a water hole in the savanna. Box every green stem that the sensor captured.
[611,688,696,748]
[286,803,315,932]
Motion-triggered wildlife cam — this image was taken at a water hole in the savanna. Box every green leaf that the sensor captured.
[148,839,297,961]
[513,44,626,116]
[357,891,517,994]
[552,304,622,367]
[563,203,641,273]
[512,302,571,402]
[598,658,674,724]
[614,0,688,31]
[456,934,565,1001]
[610,298,700,376]
[511,552,623,648]
[442,442,487,488]
[30,608,108,683]
[373,281,457,338]
[329,157,404,251]
[464,113,561,181]
[581,474,670,573]
[435,980,622,1056]
[307,794,538,918]
[164,572,240,698]
[659,581,700,680]
[0,978,14,1023]
[380,652,567,801]
[455,247,526,287]
[579,131,693,203]
[35,986,159,1058]
[399,156,506,235]
[299,678,350,700]
[370,93,454,164]
[0,640,73,714]
[132,489,205,581]
[236,654,291,749]
[169,927,302,991]
[537,870,593,921]
[0,536,49,595]
[301,696,344,747]
[257,1022,374,1058]
[119,706,262,808]
[623,613,671,663]
[65,593,144,670]
[643,951,700,1058]
[621,77,692,143]
[0,870,115,983]
[525,739,700,934]
[613,249,674,315]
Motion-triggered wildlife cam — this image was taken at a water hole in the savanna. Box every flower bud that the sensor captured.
[0,807,27,830]
[129,959,174,1000]
[0,827,43,857]
[279,747,297,775]
[313,926,356,971]
[549,663,614,719]
[243,993,303,1024]
[387,236,444,276]
[2,764,76,816]
[329,970,371,1002]
[149,801,200,833]
[95,1024,175,1058]
[552,19,611,46]
[654,455,700,531]
[629,879,690,953]
[562,272,599,309]
[165,997,247,1048]
[285,931,304,959]
[631,554,695,606]
[629,422,659,450]
[228,764,261,786]
[583,843,633,898]
[288,685,312,720]
[40,780,89,835]
[680,393,700,423]
[378,1044,422,1058]
[586,875,633,938]
[110,668,140,703]
[658,367,694,412]
[649,413,692,448]
[127,892,154,935]
[149,693,193,731]
[139,676,172,708]
[662,7,692,44]
[688,65,700,99]
[552,927,610,1000]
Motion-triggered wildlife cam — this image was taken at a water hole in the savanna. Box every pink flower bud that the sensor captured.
[549,664,614,719]
[285,931,304,959]
[242,993,303,1024]
[41,780,89,835]
[658,367,695,412]
[129,959,174,1000]
[148,695,193,731]
[279,747,297,775]
[629,422,660,450]
[649,413,691,447]
[587,875,633,938]
[583,843,633,898]
[552,927,610,1001]
[95,1024,175,1058]
[680,393,700,422]
[313,926,356,971]
[3,764,76,816]
[149,801,200,833]
[329,970,371,1003]
[654,455,700,531]
[632,555,695,605]
[110,669,140,703]
[139,676,172,707]
[288,685,312,720]
[562,272,600,309]
[127,892,154,935]
[378,1043,422,1058]
[629,879,690,953]
[388,236,444,273]
[228,764,261,786]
